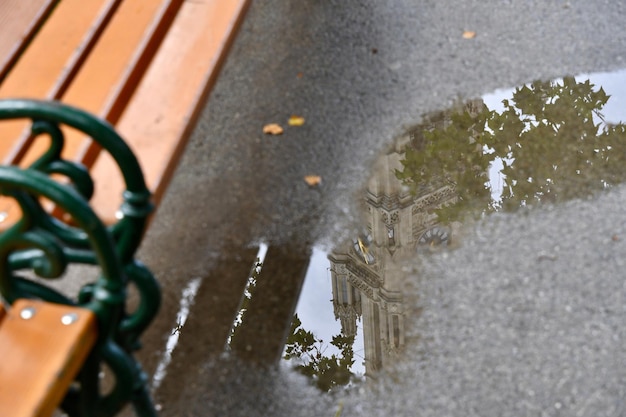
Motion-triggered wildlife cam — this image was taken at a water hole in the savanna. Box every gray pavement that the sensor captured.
[133,0,626,416]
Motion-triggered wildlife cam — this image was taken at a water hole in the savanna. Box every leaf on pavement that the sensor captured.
[263,123,284,135]
[304,175,322,186]
[462,30,476,39]
[288,115,306,126]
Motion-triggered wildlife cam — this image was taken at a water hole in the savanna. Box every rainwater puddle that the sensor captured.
[282,69,626,392]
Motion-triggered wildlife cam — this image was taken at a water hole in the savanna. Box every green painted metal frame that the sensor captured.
[0,99,160,417]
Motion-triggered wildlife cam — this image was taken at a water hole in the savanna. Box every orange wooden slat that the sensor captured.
[0,0,250,225]
[0,0,182,227]
[0,0,57,82]
[16,0,181,170]
[73,0,185,127]
[0,0,120,165]
[0,195,23,229]
[0,299,97,417]
[0,0,118,229]
[89,0,252,223]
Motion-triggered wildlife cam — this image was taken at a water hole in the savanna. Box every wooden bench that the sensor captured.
[0,100,163,417]
[0,0,250,225]
[0,1,251,416]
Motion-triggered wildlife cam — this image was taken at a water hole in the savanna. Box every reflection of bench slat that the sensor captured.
[0,299,97,417]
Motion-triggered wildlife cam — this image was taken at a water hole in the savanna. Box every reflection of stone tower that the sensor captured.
[329,253,361,337]
[329,135,456,375]
[329,102,482,376]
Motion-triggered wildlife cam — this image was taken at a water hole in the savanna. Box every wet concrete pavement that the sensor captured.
[129,1,626,416]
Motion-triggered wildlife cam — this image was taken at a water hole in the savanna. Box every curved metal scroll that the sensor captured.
[0,99,160,417]
[0,99,153,262]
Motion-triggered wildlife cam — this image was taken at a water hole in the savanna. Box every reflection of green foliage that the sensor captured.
[395,101,494,223]
[283,314,359,392]
[396,77,626,220]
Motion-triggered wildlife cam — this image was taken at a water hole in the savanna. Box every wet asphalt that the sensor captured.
[129,1,626,416]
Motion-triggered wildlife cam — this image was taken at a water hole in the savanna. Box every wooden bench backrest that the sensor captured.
[0,0,251,224]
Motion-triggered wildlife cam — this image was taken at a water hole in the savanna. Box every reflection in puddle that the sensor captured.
[283,249,365,392]
[399,76,626,221]
[287,70,626,391]
[227,244,267,347]
[151,277,201,391]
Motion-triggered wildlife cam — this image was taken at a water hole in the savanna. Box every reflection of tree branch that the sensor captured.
[396,77,626,221]
[283,314,360,392]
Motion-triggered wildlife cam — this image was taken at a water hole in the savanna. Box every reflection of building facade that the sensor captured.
[329,134,457,376]
[329,101,485,376]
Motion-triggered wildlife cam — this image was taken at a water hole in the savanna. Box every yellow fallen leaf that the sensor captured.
[288,115,305,126]
[263,123,283,135]
[304,175,322,186]
[462,30,476,39]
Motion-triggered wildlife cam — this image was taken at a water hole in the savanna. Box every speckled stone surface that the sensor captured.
[126,1,626,415]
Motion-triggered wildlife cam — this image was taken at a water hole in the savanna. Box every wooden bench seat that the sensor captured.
[0,300,97,417]
[0,0,251,225]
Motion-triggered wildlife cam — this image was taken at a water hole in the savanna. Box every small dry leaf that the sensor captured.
[462,30,476,39]
[304,175,322,186]
[288,115,305,126]
[263,123,283,135]
[296,72,304,78]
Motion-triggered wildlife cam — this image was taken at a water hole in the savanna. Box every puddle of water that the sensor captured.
[282,69,626,392]
[173,69,626,396]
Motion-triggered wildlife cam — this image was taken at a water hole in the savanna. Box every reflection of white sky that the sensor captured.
[482,68,626,123]
[578,68,626,124]
[293,248,366,375]
[292,69,626,378]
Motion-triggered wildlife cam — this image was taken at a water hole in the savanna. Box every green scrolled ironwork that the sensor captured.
[0,99,161,417]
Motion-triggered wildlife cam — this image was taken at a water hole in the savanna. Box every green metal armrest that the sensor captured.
[0,99,160,417]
